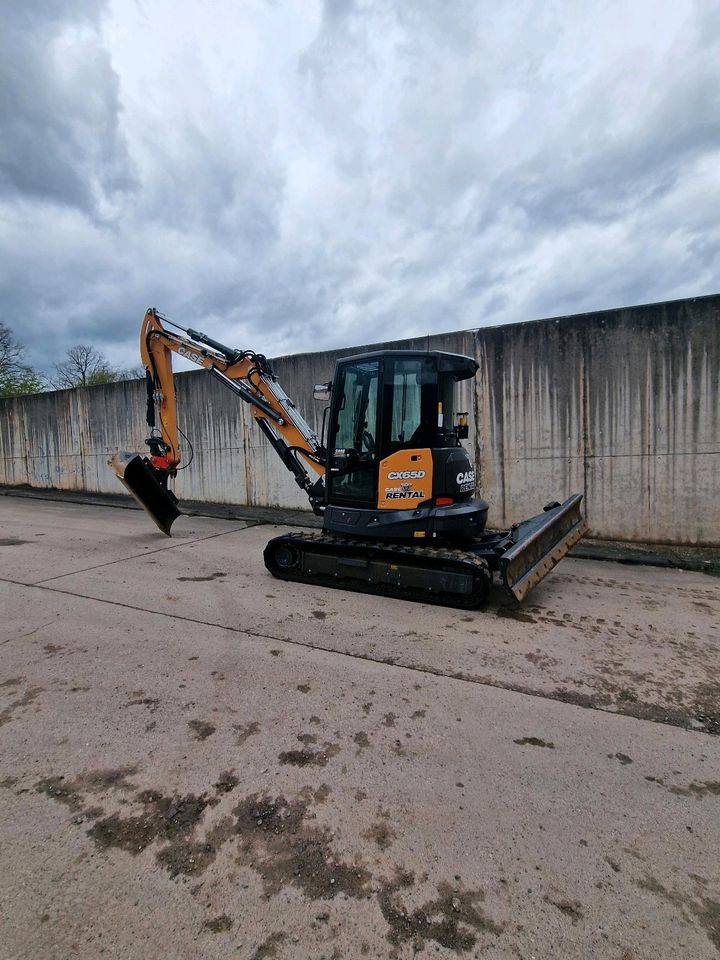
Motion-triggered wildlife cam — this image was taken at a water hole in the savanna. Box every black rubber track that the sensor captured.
[263,531,492,609]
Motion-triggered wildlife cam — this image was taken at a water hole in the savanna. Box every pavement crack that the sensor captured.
[28,525,259,585]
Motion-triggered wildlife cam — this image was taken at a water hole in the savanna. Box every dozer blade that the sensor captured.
[499,494,588,602]
[110,451,180,537]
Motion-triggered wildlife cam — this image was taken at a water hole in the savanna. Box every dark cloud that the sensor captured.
[0,0,133,215]
[0,0,718,377]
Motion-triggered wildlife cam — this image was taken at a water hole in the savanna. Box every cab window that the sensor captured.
[329,360,379,505]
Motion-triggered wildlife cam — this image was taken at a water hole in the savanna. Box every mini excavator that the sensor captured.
[111,308,587,607]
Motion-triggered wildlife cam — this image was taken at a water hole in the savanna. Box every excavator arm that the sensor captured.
[111,308,326,534]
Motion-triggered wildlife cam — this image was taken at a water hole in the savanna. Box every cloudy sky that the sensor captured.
[1,0,719,375]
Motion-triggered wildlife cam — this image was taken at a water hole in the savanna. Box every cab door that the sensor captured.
[327,359,380,508]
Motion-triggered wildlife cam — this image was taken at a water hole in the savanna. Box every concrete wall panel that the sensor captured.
[1,295,717,545]
[582,298,720,543]
[474,319,586,528]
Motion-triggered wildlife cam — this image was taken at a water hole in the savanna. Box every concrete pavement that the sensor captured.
[0,497,718,959]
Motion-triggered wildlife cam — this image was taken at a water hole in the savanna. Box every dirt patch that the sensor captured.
[693,682,720,736]
[546,897,584,922]
[0,678,22,688]
[610,753,633,765]
[214,771,239,795]
[89,788,229,878]
[252,932,287,959]
[668,781,720,799]
[309,783,331,804]
[36,770,506,949]
[363,820,396,850]
[188,719,216,741]
[411,709,426,719]
[203,914,233,933]
[514,737,554,749]
[696,897,720,951]
[0,685,43,728]
[298,733,317,746]
[497,607,536,624]
[234,721,260,746]
[177,572,226,582]
[90,789,214,852]
[43,643,63,655]
[525,651,559,669]
[78,767,139,792]
[637,874,720,952]
[155,815,235,877]
[125,695,160,713]
[354,731,370,752]
[550,683,720,736]
[382,712,397,727]
[378,880,503,953]
[232,792,371,900]
[0,538,29,546]
[297,684,311,693]
[311,610,327,620]
[278,742,340,767]
[35,766,138,813]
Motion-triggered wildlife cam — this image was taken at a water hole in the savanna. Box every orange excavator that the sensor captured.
[111,308,587,607]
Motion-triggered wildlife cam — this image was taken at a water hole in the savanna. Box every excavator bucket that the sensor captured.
[499,494,588,602]
[110,451,181,537]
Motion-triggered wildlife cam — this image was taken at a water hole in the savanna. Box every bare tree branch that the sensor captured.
[0,323,27,379]
[0,323,44,398]
[51,344,117,389]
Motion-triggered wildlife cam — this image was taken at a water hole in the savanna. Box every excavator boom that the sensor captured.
[111,308,326,534]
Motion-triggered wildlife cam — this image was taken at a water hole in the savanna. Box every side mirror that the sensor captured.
[313,381,332,401]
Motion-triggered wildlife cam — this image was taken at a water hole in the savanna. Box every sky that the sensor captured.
[1,0,719,376]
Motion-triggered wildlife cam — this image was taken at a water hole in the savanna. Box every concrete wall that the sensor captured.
[1,295,718,544]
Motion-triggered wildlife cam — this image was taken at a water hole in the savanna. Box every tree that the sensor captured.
[51,345,146,389]
[117,364,147,381]
[0,323,44,398]
[51,344,120,389]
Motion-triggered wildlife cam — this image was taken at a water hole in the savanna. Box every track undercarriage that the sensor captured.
[264,495,587,607]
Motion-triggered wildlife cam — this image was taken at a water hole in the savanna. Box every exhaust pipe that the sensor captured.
[110,451,181,537]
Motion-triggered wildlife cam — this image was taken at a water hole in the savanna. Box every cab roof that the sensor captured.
[336,349,478,382]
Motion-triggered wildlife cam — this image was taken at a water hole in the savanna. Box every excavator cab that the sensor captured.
[321,351,489,541]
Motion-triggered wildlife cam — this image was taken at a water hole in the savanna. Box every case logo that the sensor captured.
[456,469,475,493]
[178,345,204,365]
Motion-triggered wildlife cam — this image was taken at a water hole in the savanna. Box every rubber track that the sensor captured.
[264,531,492,609]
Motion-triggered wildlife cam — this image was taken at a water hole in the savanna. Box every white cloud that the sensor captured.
[0,0,718,375]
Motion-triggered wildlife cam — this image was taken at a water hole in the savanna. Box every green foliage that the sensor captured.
[0,369,45,399]
[0,323,43,398]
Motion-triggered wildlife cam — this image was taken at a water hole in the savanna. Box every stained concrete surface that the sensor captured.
[0,498,719,960]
